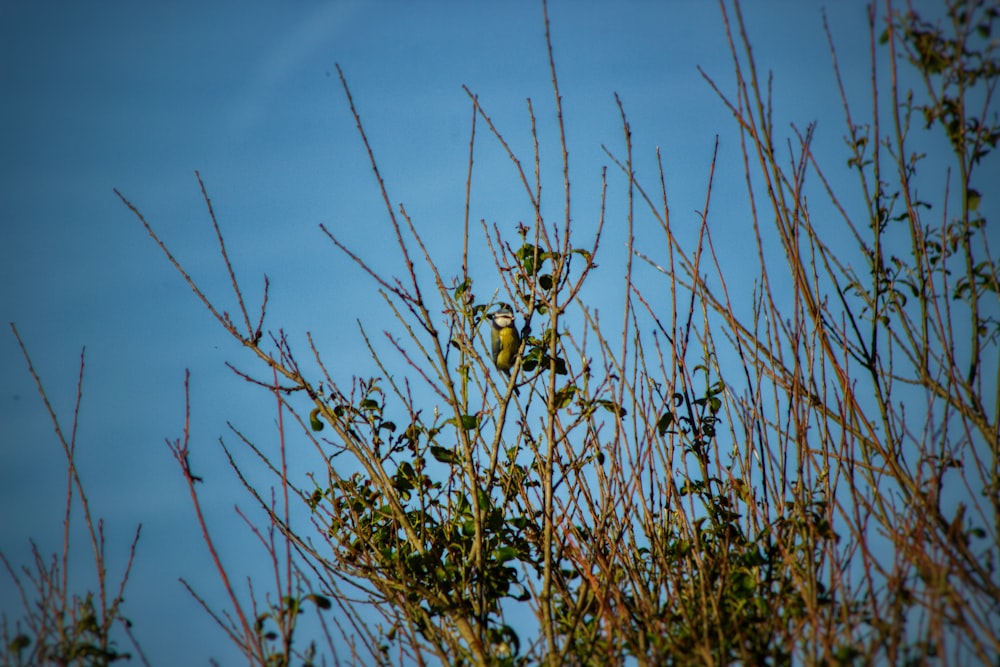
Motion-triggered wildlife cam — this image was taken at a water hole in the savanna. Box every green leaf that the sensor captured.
[283,595,301,617]
[458,414,480,430]
[553,385,577,409]
[966,188,981,211]
[657,412,675,436]
[8,635,31,653]
[493,546,519,562]
[430,445,459,464]
[598,398,626,417]
[553,357,568,375]
[309,408,324,431]
[517,244,541,275]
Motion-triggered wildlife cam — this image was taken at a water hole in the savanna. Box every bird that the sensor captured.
[488,309,520,390]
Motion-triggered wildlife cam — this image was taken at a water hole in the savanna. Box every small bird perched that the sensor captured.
[488,309,520,387]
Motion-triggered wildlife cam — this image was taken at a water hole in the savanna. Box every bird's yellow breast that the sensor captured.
[495,326,518,371]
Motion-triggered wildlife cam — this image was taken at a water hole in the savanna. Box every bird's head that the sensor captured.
[489,310,515,330]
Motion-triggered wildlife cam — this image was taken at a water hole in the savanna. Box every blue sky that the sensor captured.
[0,0,971,664]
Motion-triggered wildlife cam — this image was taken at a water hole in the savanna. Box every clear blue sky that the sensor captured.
[0,1,962,664]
